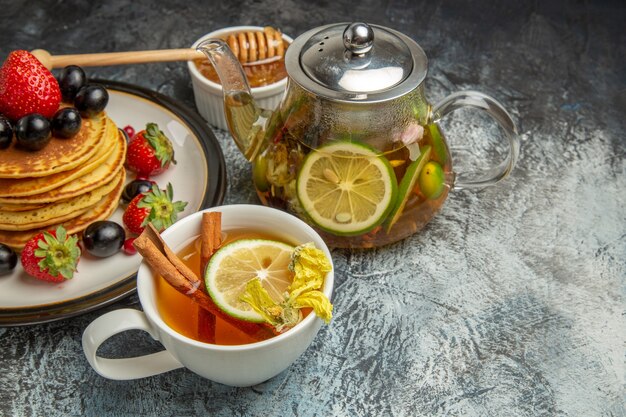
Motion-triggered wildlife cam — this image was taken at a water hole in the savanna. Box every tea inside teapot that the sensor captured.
[198,22,519,248]
[240,81,452,248]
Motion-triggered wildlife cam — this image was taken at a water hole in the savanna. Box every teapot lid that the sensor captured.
[286,22,428,103]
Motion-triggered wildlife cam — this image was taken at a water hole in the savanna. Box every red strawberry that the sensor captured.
[122,183,187,235]
[0,50,61,121]
[20,226,81,283]
[125,123,176,176]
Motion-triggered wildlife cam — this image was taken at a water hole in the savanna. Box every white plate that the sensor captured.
[0,80,226,326]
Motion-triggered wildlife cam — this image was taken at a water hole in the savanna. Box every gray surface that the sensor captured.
[0,0,624,416]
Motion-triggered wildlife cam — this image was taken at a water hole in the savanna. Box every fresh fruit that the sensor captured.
[82,221,125,258]
[15,114,51,151]
[51,107,82,138]
[204,239,295,322]
[385,145,432,232]
[121,179,156,203]
[122,183,187,235]
[74,84,108,116]
[252,153,270,192]
[0,243,17,275]
[0,115,12,149]
[419,161,445,199]
[296,141,397,236]
[0,50,61,121]
[125,123,176,176]
[123,125,135,138]
[58,65,87,102]
[20,226,81,283]
[427,123,448,164]
[122,237,137,255]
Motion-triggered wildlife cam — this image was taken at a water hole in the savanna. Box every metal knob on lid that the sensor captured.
[343,22,374,55]
[286,22,429,102]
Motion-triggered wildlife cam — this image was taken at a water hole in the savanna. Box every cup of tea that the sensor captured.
[82,204,334,387]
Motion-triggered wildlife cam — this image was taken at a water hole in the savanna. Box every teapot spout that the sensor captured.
[196,39,270,161]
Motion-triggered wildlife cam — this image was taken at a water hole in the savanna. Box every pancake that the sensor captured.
[0,111,107,179]
[0,128,126,204]
[0,170,125,250]
[0,116,117,196]
[0,203,46,212]
[0,169,124,231]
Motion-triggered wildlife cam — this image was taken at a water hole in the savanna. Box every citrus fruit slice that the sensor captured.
[419,160,445,199]
[252,153,270,192]
[385,145,432,232]
[204,239,295,323]
[427,123,447,164]
[296,141,397,236]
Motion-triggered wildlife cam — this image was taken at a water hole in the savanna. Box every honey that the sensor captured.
[195,54,288,88]
[195,27,288,88]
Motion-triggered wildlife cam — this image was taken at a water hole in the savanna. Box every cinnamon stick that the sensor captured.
[197,308,216,343]
[198,212,222,343]
[133,223,272,339]
[201,212,221,274]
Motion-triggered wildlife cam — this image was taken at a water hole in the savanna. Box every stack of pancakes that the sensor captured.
[0,112,126,250]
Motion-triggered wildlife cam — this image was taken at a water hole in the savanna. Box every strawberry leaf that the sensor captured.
[143,123,176,167]
[135,183,188,232]
[32,226,80,280]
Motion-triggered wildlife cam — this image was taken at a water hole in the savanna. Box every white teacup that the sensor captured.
[82,204,334,386]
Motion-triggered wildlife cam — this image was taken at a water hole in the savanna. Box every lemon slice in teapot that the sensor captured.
[296,141,397,236]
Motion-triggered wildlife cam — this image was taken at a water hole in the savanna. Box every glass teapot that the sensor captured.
[197,22,519,248]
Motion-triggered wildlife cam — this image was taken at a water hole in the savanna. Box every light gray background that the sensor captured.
[0,0,624,416]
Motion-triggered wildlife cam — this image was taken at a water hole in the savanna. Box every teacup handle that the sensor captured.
[431,90,520,190]
[82,309,183,380]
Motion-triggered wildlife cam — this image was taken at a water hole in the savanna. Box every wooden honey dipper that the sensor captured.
[31,26,286,70]
[224,26,285,64]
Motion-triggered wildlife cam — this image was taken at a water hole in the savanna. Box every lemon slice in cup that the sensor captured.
[205,239,295,322]
[296,141,397,236]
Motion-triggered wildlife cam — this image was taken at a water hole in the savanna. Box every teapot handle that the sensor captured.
[431,91,520,190]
